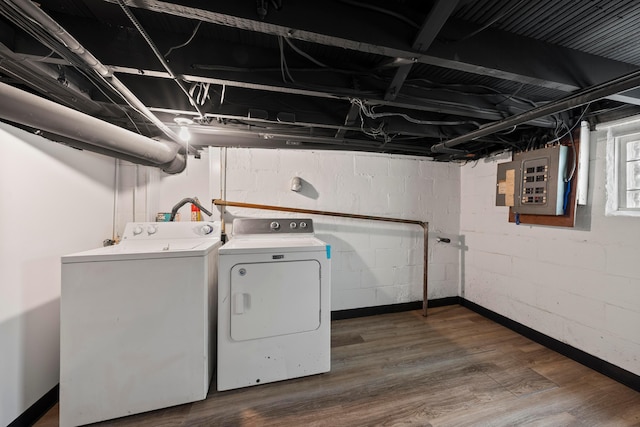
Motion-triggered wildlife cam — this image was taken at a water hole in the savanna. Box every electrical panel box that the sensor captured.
[496,145,569,215]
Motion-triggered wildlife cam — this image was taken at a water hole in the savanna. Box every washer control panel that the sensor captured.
[232,218,314,235]
[121,221,221,241]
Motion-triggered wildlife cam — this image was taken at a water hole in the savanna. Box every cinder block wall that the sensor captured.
[460,138,640,375]
[222,148,461,310]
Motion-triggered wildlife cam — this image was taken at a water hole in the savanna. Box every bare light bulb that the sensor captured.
[173,117,194,143]
[179,125,191,142]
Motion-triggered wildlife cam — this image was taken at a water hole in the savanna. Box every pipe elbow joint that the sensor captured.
[161,153,187,174]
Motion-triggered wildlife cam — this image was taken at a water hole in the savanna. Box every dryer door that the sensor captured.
[230,260,321,341]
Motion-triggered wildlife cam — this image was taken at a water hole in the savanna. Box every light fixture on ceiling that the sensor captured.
[174,117,194,142]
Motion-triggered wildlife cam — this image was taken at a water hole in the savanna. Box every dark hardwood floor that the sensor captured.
[36,305,640,426]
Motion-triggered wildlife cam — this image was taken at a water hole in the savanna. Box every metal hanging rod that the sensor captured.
[213,199,430,316]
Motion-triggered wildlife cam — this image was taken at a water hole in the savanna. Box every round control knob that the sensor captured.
[289,222,297,229]
[270,221,280,230]
[201,224,213,235]
[133,225,143,235]
[147,225,157,234]
[299,222,307,229]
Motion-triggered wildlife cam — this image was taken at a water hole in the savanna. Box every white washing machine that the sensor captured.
[60,221,222,427]
[217,218,331,391]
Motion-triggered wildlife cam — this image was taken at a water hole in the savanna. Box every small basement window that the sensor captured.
[606,130,640,217]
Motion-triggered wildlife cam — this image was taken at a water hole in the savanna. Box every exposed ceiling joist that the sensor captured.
[385,0,460,101]
[432,65,640,153]
[335,103,360,139]
[106,65,556,127]
[103,0,640,106]
[2,0,640,162]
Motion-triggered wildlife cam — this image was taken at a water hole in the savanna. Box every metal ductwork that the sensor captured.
[3,0,185,150]
[0,82,186,174]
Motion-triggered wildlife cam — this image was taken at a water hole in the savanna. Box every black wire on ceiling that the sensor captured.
[405,78,540,108]
[191,21,547,151]
[164,20,202,59]
[231,31,538,141]
[5,2,610,160]
[454,0,527,42]
[584,102,632,118]
[283,37,329,68]
[336,0,420,29]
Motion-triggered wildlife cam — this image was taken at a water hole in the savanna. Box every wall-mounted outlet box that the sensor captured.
[496,145,568,216]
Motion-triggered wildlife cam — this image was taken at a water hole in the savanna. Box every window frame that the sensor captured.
[605,128,640,217]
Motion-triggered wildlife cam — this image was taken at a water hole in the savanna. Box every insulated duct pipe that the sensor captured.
[0,82,186,174]
[431,67,640,154]
[6,0,184,149]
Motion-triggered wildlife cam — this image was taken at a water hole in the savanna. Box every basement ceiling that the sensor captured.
[2,0,640,161]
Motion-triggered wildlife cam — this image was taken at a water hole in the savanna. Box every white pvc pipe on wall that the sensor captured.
[577,121,591,205]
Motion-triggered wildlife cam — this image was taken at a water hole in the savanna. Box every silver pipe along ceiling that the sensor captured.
[0,82,186,174]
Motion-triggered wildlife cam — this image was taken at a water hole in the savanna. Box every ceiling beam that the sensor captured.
[432,66,640,153]
[187,125,436,156]
[108,65,556,127]
[11,20,556,129]
[11,17,526,124]
[102,0,640,106]
[0,43,108,114]
[430,18,640,106]
[385,0,459,101]
[335,103,360,138]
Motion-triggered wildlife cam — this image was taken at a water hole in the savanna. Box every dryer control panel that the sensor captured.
[232,218,314,236]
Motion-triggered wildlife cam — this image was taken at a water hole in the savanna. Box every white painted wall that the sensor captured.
[0,123,115,426]
[124,148,460,311]
[460,135,640,375]
[111,148,218,239]
[220,148,461,310]
[154,148,219,223]
[4,116,636,424]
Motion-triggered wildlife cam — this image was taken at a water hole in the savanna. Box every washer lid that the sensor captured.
[62,239,221,263]
[219,236,328,255]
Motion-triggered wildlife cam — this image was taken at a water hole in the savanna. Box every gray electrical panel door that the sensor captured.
[496,145,569,215]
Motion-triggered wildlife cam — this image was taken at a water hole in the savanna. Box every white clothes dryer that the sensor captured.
[60,221,222,427]
[217,218,331,391]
